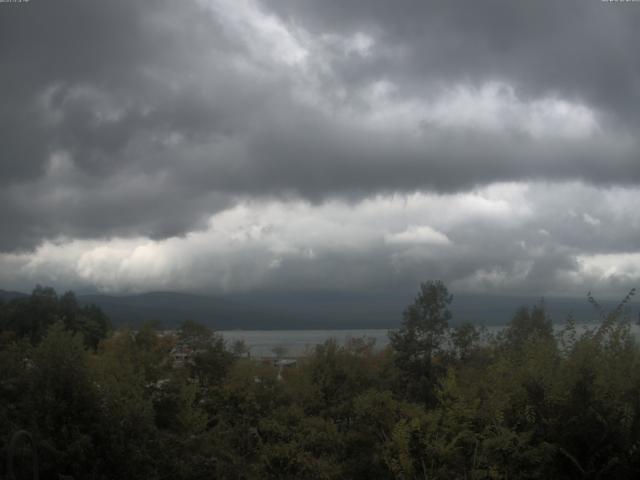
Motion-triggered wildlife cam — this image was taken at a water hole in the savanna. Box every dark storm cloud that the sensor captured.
[263,0,640,124]
[0,165,233,251]
[0,0,243,248]
[1,0,640,253]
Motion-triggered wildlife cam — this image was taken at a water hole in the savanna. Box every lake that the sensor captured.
[219,329,391,357]
[220,323,640,357]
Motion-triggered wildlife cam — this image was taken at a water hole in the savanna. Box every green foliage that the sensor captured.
[0,286,111,348]
[503,301,553,352]
[28,322,102,478]
[191,335,235,388]
[178,319,213,345]
[2,284,640,479]
[389,280,452,404]
[450,322,482,362]
[253,406,343,479]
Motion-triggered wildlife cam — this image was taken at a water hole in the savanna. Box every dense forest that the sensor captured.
[1,282,640,479]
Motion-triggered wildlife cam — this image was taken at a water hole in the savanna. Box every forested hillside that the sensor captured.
[1,283,640,479]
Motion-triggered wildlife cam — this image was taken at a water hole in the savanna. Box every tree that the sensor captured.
[389,281,452,404]
[0,287,110,348]
[178,320,213,347]
[59,291,111,349]
[3,286,59,344]
[177,320,234,387]
[503,302,553,351]
[192,336,234,387]
[231,339,250,358]
[29,322,101,478]
[450,322,481,362]
[91,332,158,479]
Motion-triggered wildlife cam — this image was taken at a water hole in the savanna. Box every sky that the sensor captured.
[1,0,640,298]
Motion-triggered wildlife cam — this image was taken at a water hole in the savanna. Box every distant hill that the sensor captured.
[76,292,297,330]
[0,289,28,302]
[2,288,638,330]
[78,290,639,330]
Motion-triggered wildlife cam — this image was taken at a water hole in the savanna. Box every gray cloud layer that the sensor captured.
[2,183,640,297]
[264,0,640,121]
[1,0,640,296]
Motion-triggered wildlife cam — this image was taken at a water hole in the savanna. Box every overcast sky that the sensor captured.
[1,0,640,298]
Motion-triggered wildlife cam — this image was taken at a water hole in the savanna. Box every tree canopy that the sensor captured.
[2,283,640,479]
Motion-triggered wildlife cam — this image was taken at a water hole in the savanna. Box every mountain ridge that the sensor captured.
[3,288,638,329]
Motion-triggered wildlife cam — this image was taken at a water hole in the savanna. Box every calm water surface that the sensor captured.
[220,323,640,357]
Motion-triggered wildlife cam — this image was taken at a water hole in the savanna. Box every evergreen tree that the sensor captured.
[389,281,452,404]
